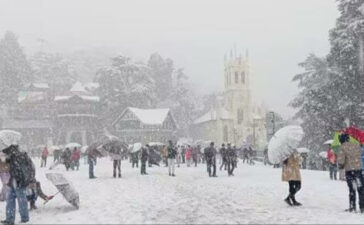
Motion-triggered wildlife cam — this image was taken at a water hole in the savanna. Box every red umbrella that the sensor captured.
[342,126,364,144]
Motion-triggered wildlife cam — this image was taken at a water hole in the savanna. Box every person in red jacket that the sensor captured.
[185,145,191,167]
[41,147,49,168]
[71,147,81,171]
[327,148,337,180]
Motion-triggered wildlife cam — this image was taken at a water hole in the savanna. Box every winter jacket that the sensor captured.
[42,148,49,158]
[362,147,364,172]
[220,147,227,159]
[3,145,36,188]
[204,147,217,160]
[327,149,336,164]
[72,150,81,161]
[167,146,177,159]
[141,147,149,162]
[227,147,237,162]
[282,153,301,182]
[337,142,362,172]
[186,148,191,160]
[62,149,72,163]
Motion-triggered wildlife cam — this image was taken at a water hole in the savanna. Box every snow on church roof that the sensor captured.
[128,107,171,125]
[70,81,87,93]
[193,108,232,124]
[54,95,100,102]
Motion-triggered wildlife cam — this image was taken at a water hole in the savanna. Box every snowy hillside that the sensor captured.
[2,158,363,224]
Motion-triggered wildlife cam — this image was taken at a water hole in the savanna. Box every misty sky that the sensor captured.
[0,0,339,119]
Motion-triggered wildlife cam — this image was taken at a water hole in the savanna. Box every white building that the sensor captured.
[190,50,267,150]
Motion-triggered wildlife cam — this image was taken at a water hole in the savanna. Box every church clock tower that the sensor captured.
[223,49,252,144]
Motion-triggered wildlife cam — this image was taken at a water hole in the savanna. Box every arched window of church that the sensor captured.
[241,72,245,84]
[223,125,228,142]
[235,72,239,84]
[238,109,244,124]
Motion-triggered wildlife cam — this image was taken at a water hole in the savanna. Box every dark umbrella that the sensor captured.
[149,149,162,166]
[98,135,128,155]
[45,173,79,209]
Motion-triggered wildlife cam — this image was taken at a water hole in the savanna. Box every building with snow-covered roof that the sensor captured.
[54,81,101,146]
[190,50,267,150]
[112,107,178,144]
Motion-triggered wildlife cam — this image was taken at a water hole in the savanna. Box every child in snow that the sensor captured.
[26,181,53,210]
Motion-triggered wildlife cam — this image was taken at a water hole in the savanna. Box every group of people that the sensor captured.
[127,141,240,178]
[60,147,81,171]
[0,145,54,225]
[281,133,364,212]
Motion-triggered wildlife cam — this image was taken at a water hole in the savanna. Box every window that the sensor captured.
[235,72,239,84]
[228,71,231,85]
[238,109,244,124]
[241,72,245,84]
[223,126,228,142]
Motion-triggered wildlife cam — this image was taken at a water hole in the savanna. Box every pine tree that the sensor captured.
[0,31,32,106]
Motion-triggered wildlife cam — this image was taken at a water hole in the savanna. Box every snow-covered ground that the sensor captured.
[1,157,364,224]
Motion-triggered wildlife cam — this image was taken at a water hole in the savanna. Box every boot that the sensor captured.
[284,197,293,206]
[1,220,14,225]
[291,196,302,206]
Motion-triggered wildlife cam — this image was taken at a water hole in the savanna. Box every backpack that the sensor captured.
[18,152,36,187]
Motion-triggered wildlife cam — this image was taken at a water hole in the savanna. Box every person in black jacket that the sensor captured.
[62,148,72,171]
[205,142,217,177]
[219,144,227,171]
[227,143,237,176]
[1,145,35,225]
[167,140,177,176]
[140,146,149,175]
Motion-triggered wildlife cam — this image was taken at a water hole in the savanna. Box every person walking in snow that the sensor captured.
[242,147,249,164]
[87,148,97,179]
[181,145,186,164]
[227,143,237,176]
[337,133,364,213]
[205,142,217,177]
[71,147,81,171]
[62,148,72,171]
[176,145,182,168]
[140,145,149,175]
[162,145,168,167]
[219,144,227,171]
[131,151,139,168]
[191,146,199,167]
[1,145,35,225]
[186,145,192,167]
[167,140,177,176]
[40,147,48,168]
[327,147,337,180]
[282,150,302,206]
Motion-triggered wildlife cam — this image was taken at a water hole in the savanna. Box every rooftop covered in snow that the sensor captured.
[193,108,232,124]
[113,107,177,127]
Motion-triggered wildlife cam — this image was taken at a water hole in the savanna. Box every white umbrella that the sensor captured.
[323,140,333,145]
[81,146,88,154]
[297,147,310,154]
[0,130,21,148]
[319,151,328,158]
[268,125,304,164]
[131,143,142,153]
[65,143,81,149]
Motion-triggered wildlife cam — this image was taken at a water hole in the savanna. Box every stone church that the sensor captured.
[190,50,267,150]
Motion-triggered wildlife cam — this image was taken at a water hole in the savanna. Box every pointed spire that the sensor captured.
[230,49,233,59]
[245,48,249,61]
